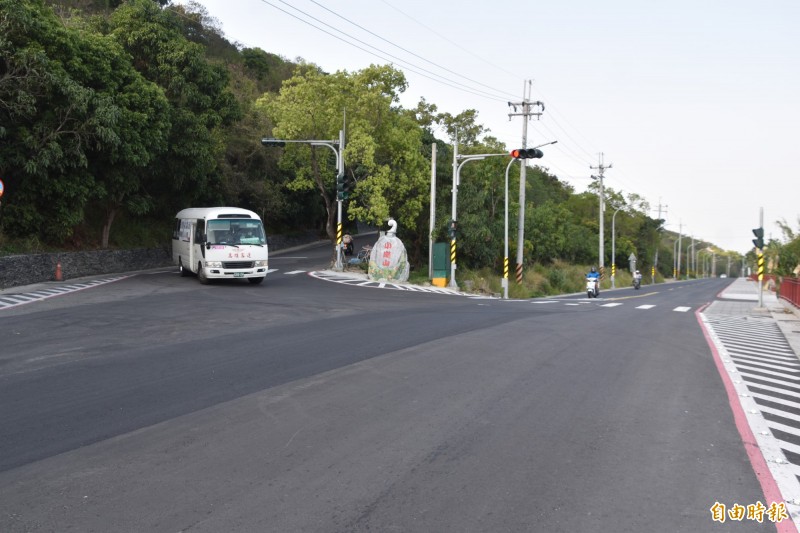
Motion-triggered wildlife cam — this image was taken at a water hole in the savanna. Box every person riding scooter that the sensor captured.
[586,266,600,297]
[633,269,642,289]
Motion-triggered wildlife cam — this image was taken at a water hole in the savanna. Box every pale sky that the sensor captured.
[181,0,798,254]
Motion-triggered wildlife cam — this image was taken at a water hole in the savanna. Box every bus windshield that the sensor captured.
[207,219,267,245]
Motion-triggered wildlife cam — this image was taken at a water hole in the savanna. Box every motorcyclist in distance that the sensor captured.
[586,266,600,280]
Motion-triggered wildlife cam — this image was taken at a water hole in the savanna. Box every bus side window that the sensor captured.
[195,220,205,243]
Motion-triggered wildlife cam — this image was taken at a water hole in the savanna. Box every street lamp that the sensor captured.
[611,205,624,289]
[450,152,509,289]
[673,238,680,279]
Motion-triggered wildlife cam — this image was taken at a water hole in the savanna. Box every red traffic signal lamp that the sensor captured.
[510,148,544,159]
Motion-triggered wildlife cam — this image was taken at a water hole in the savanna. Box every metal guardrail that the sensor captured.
[779,277,800,309]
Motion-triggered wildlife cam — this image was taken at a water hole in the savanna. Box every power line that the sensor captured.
[257,0,511,102]
[308,0,519,101]
[378,0,520,81]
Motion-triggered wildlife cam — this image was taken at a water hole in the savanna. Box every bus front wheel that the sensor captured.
[197,263,210,284]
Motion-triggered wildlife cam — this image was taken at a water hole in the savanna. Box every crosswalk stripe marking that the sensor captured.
[601,303,623,307]
[636,304,656,309]
[284,270,306,275]
[0,276,129,310]
[673,306,691,312]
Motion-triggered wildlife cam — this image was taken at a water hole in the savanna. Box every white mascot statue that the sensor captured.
[368,217,409,282]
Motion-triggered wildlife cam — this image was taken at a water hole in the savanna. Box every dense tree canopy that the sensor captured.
[0,0,754,281]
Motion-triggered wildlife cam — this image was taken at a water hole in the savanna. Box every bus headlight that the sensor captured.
[254,260,269,267]
[205,261,223,268]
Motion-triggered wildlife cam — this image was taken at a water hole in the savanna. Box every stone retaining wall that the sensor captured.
[0,231,323,290]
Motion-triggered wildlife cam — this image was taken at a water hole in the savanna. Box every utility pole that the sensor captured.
[508,81,544,283]
[653,199,668,282]
[590,153,612,273]
[676,220,682,279]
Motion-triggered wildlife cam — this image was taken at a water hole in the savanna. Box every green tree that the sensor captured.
[258,64,429,243]
[108,0,240,215]
[0,0,118,242]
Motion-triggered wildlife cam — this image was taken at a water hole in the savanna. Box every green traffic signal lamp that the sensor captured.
[261,138,286,147]
[510,148,544,159]
[336,174,345,200]
[752,227,764,249]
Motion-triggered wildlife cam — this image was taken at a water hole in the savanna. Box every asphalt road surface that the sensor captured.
[0,254,780,532]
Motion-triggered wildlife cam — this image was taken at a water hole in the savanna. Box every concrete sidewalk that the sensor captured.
[712,276,800,360]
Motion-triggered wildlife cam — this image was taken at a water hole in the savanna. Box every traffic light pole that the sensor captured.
[503,158,518,299]
[755,207,764,308]
[262,131,345,270]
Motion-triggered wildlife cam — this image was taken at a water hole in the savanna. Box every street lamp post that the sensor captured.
[450,152,510,289]
[672,238,680,279]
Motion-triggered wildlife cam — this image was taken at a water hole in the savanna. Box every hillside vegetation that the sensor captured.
[3,0,777,289]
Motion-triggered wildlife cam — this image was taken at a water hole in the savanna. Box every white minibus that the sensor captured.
[172,207,269,284]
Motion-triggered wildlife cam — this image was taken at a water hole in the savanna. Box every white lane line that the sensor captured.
[674,306,691,312]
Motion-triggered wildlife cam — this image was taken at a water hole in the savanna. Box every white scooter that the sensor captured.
[586,276,599,298]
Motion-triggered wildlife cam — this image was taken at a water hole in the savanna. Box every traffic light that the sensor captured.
[510,148,544,159]
[752,227,764,249]
[448,219,458,238]
[261,138,286,147]
[336,174,345,200]
[342,175,355,199]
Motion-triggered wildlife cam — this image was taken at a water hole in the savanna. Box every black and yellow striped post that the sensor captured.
[611,263,616,288]
[651,266,655,283]
[501,256,509,299]
[757,251,764,282]
[449,238,457,283]
[515,263,523,284]
[334,221,343,271]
